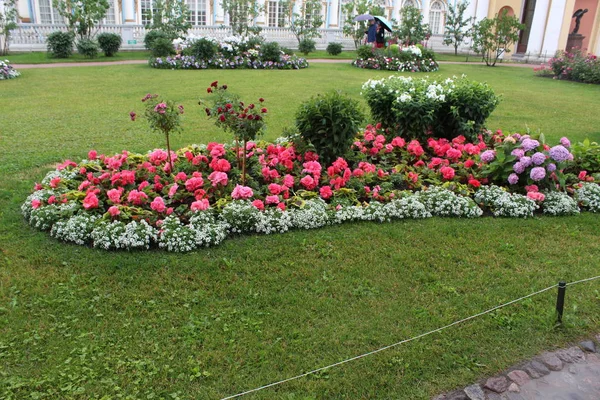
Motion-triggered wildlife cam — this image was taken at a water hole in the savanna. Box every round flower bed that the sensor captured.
[150,53,309,70]
[22,127,600,252]
[1,59,21,80]
[353,45,439,72]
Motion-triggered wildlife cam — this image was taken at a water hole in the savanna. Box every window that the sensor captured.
[267,1,286,27]
[103,0,117,24]
[141,0,153,26]
[186,0,207,25]
[304,1,323,28]
[38,0,62,24]
[428,0,445,34]
[403,0,417,7]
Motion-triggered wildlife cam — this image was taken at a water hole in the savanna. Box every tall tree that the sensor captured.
[0,0,18,55]
[394,6,429,45]
[471,9,524,66]
[146,0,191,39]
[221,0,262,36]
[53,0,109,40]
[443,0,472,55]
[282,0,324,45]
[341,0,384,49]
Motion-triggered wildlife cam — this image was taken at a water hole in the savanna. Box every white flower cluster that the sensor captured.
[41,169,78,185]
[1,60,21,80]
[28,202,79,231]
[51,214,100,245]
[425,83,446,102]
[188,212,229,246]
[221,201,263,234]
[403,45,422,57]
[475,186,538,218]
[157,216,199,252]
[91,220,157,250]
[254,209,293,235]
[289,199,331,230]
[575,182,600,212]
[21,190,56,220]
[384,195,432,219]
[418,186,482,218]
[542,191,580,216]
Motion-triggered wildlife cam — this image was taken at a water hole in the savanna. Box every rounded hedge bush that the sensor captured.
[76,38,99,58]
[186,38,217,60]
[151,37,176,57]
[97,33,122,57]
[298,38,316,55]
[144,30,171,50]
[46,31,75,58]
[260,41,281,62]
[326,42,343,56]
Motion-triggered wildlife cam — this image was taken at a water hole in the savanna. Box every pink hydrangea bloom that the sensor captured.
[185,176,204,192]
[319,186,333,199]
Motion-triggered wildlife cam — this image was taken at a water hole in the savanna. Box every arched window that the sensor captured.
[428,0,445,35]
[186,0,208,25]
[403,0,417,7]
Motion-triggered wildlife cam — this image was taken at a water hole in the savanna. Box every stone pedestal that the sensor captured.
[566,34,585,52]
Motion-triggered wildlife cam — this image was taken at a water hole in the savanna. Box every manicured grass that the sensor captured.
[6,50,152,64]
[1,63,600,399]
[302,49,356,59]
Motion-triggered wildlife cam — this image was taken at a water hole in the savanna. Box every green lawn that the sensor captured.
[6,50,152,64]
[1,63,600,399]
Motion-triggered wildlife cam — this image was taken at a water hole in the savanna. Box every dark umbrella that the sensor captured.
[374,16,393,32]
[353,14,374,22]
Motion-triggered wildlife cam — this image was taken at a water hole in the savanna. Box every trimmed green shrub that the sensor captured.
[260,41,281,62]
[186,38,217,60]
[296,91,365,165]
[298,38,316,55]
[357,45,374,59]
[150,37,176,57]
[281,47,294,56]
[144,30,171,50]
[46,31,75,58]
[76,39,99,58]
[97,33,122,57]
[326,42,343,56]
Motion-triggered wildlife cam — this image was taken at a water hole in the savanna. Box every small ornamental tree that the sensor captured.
[394,6,430,45]
[145,0,191,39]
[52,0,110,40]
[282,0,324,46]
[471,10,524,66]
[203,81,267,185]
[443,0,473,56]
[131,94,185,173]
[0,0,18,55]
[221,0,263,36]
[341,0,384,49]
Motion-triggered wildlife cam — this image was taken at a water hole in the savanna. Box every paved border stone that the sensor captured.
[579,340,596,353]
[524,361,550,378]
[537,352,563,371]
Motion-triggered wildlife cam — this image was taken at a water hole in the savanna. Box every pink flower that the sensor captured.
[300,175,317,190]
[208,143,226,158]
[464,159,475,169]
[138,181,150,191]
[175,172,187,182]
[440,166,455,180]
[391,137,406,148]
[302,161,322,177]
[83,192,99,209]
[88,150,98,160]
[150,197,166,213]
[319,186,333,199]
[407,140,424,157]
[445,148,462,160]
[168,184,179,198]
[527,192,545,202]
[107,188,122,203]
[578,171,587,180]
[108,206,120,217]
[407,172,418,183]
[210,158,231,172]
[231,185,254,200]
[252,199,265,210]
[191,199,210,211]
[127,190,148,205]
[468,178,481,188]
[277,202,286,211]
[208,171,229,187]
[31,199,42,209]
[266,195,280,205]
[525,185,539,193]
[154,102,167,114]
[34,183,43,191]
[185,176,204,192]
[283,174,295,188]
[50,177,61,188]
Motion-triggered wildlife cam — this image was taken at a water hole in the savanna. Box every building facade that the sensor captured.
[4,0,600,59]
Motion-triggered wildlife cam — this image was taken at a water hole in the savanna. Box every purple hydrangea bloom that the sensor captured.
[508,173,519,185]
[513,133,522,141]
[480,150,496,163]
[521,138,540,152]
[530,167,546,181]
[531,152,546,165]
[560,137,571,148]
[547,163,556,172]
[549,145,571,162]
[520,156,532,167]
[511,148,525,159]
[513,162,526,174]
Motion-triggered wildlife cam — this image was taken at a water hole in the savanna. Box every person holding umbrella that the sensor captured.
[366,19,377,46]
[375,22,385,48]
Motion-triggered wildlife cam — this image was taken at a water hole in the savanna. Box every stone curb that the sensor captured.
[433,335,599,400]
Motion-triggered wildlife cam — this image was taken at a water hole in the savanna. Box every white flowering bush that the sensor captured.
[221,201,263,234]
[188,212,229,247]
[51,214,100,245]
[289,199,331,230]
[254,209,293,235]
[475,185,538,217]
[384,195,432,220]
[92,220,157,250]
[542,191,580,216]
[576,182,600,212]
[474,185,508,208]
[352,45,438,73]
[418,186,483,218]
[1,60,21,80]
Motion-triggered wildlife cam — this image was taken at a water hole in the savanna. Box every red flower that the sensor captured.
[259,98,265,102]
[211,81,218,87]
[468,178,481,188]
[261,108,267,113]
[219,115,226,122]
[440,166,455,180]
[129,111,136,121]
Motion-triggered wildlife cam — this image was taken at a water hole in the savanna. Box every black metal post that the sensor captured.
[556,281,567,324]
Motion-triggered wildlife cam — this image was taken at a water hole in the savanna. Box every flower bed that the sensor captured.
[22,126,600,252]
[353,45,439,72]
[534,49,600,84]
[149,53,309,70]
[1,59,21,80]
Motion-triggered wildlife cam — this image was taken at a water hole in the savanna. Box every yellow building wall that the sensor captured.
[487,0,525,56]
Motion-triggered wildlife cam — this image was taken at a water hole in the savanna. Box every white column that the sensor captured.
[541,0,567,57]
[526,0,550,56]
[465,0,477,23]
[474,0,488,21]
[17,0,32,22]
[329,0,339,27]
[392,0,401,21]
[215,0,225,24]
[123,0,135,23]
[256,0,267,25]
[422,0,430,24]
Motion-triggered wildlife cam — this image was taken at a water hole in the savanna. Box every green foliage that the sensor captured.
[0,0,18,55]
[260,41,281,62]
[298,38,316,55]
[96,33,122,57]
[357,44,374,59]
[569,139,600,173]
[76,38,99,58]
[144,30,170,50]
[471,10,524,67]
[52,0,109,40]
[443,0,473,56]
[282,0,324,45]
[145,0,191,39]
[341,0,384,48]
[394,6,430,45]
[46,31,75,58]
[186,38,218,60]
[281,46,294,55]
[296,90,365,165]
[326,42,343,55]
[150,37,175,57]
[548,49,600,84]
[221,0,263,36]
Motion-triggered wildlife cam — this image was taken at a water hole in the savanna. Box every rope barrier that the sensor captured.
[220,275,600,400]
